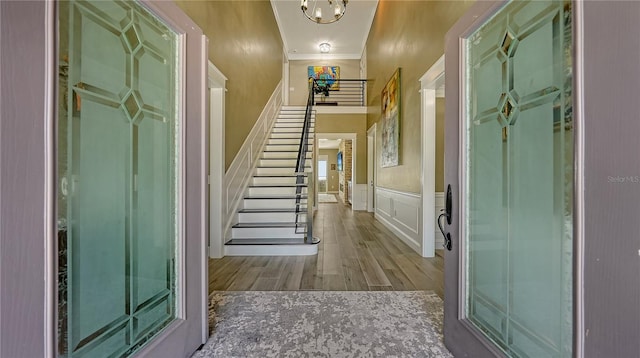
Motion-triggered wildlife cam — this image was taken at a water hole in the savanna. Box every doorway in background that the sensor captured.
[318,155,328,193]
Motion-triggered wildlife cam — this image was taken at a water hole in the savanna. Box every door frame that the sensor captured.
[444,3,514,355]
[1,2,57,356]
[0,1,208,357]
[367,124,376,212]
[443,1,585,356]
[419,55,445,258]
[316,132,357,210]
[208,61,227,259]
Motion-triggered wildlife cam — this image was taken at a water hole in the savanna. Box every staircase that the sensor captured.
[225,106,319,256]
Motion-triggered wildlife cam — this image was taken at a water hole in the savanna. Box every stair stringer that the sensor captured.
[221,87,286,243]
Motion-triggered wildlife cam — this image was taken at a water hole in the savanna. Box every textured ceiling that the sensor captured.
[271,0,378,60]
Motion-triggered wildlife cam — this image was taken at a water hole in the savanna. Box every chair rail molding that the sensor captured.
[419,54,445,258]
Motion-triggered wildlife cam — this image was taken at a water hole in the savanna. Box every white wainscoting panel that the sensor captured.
[376,192,392,217]
[375,187,422,254]
[435,192,445,249]
[352,184,368,211]
[223,82,283,240]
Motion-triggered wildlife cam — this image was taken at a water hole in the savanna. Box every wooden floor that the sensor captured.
[209,194,445,298]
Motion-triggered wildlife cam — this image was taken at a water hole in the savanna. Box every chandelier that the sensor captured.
[301,0,348,24]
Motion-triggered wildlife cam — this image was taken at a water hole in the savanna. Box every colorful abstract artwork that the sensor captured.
[381,68,401,167]
[308,66,340,90]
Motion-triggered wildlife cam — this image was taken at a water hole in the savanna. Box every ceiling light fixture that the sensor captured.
[300,0,348,25]
[319,42,331,53]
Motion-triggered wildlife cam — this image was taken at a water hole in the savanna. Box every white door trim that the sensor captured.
[419,54,445,258]
[208,61,227,259]
[367,123,376,212]
[316,133,358,211]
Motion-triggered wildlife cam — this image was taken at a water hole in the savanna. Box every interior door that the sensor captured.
[56,1,207,357]
[443,1,575,357]
[318,155,328,193]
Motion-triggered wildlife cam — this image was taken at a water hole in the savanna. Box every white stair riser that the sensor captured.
[274,121,314,127]
[253,177,304,185]
[274,121,307,125]
[270,133,301,139]
[274,122,309,127]
[271,129,313,134]
[257,165,310,172]
[238,212,306,223]
[277,113,311,118]
[224,244,318,256]
[256,167,296,175]
[272,127,308,133]
[270,133,314,139]
[249,187,306,196]
[268,139,304,145]
[232,227,306,239]
[266,144,312,151]
[275,118,312,124]
[262,152,306,159]
[243,198,306,209]
[259,159,298,167]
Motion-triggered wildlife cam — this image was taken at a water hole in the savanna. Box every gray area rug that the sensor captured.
[318,193,338,203]
[192,291,452,358]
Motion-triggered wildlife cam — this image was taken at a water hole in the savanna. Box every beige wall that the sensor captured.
[289,59,361,105]
[366,0,473,193]
[436,97,445,192]
[315,113,367,184]
[174,0,283,170]
[319,149,339,192]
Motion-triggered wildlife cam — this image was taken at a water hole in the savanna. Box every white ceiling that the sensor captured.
[318,138,342,149]
[271,0,378,60]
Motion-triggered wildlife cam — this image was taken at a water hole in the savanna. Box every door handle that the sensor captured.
[437,184,453,251]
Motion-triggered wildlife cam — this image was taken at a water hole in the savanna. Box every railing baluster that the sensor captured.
[295,79,318,244]
[310,78,368,107]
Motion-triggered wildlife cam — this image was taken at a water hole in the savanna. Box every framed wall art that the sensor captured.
[381,68,401,167]
[308,66,340,90]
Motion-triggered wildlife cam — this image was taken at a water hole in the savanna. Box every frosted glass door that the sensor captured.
[57,1,179,357]
[464,1,573,356]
